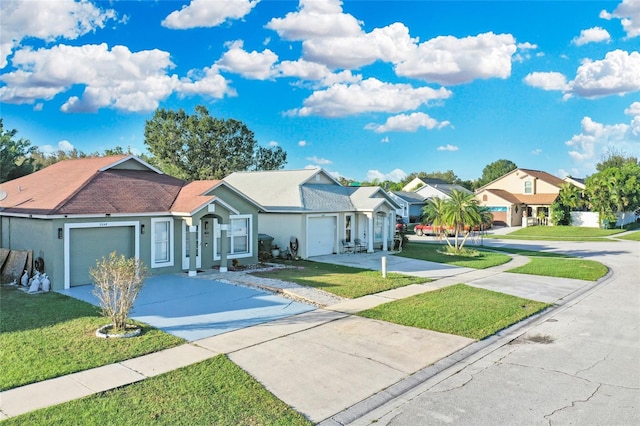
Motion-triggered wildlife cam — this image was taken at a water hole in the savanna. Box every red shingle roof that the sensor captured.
[0,156,223,216]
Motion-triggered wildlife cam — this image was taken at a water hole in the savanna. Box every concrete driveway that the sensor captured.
[59,273,315,341]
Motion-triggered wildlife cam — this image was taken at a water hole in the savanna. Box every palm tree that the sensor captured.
[421,197,452,246]
[442,190,483,251]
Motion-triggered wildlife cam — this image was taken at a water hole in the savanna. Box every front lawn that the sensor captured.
[618,231,640,241]
[358,284,550,340]
[252,260,427,298]
[397,242,512,269]
[0,285,185,391]
[487,226,622,241]
[507,258,608,281]
[486,247,575,258]
[4,355,311,426]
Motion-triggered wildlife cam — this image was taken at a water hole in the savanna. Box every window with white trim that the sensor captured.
[524,181,533,194]
[216,215,252,257]
[151,218,174,268]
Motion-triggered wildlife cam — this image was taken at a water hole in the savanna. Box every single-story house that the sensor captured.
[0,155,261,290]
[475,168,567,227]
[224,168,400,257]
[389,191,427,223]
[403,177,472,200]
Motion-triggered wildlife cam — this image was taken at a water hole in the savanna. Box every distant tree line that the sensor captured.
[1,105,287,183]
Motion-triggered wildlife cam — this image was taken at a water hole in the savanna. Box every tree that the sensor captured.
[144,105,287,180]
[586,161,640,227]
[0,119,35,182]
[422,190,485,252]
[596,149,638,172]
[475,159,517,188]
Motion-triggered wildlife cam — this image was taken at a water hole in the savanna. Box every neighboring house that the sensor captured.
[564,176,586,190]
[475,168,567,226]
[224,168,400,257]
[389,191,427,223]
[0,155,261,290]
[403,177,472,200]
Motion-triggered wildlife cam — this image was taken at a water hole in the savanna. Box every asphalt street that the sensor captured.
[339,238,640,425]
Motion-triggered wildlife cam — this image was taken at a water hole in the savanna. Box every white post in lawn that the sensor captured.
[381,256,387,278]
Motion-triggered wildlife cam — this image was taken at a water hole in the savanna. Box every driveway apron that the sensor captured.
[59,274,315,341]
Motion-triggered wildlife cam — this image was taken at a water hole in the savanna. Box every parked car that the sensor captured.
[414,222,491,236]
[414,223,454,236]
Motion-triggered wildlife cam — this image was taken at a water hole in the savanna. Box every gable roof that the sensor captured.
[224,169,398,212]
[391,191,426,203]
[0,156,254,217]
[478,188,559,205]
[477,168,566,192]
[224,168,339,210]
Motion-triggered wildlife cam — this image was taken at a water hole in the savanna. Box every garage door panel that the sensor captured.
[308,217,336,257]
[70,227,135,286]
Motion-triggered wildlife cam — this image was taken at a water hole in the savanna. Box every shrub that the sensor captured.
[90,252,147,331]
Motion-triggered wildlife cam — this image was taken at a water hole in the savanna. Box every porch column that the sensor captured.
[219,223,229,273]
[188,224,198,277]
[382,215,389,252]
[367,213,374,253]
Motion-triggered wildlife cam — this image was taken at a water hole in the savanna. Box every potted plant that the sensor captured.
[90,252,147,338]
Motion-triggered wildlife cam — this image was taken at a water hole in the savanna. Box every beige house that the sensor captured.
[475,168,566,227]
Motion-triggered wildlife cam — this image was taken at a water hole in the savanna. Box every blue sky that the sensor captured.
[1,0,639,182]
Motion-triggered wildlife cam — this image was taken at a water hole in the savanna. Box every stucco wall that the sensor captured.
[484,170,560,195]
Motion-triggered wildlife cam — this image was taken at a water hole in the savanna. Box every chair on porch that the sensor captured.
[341,239,355,254]
[354,238,367,253]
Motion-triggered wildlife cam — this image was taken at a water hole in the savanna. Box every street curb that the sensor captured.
[319,266,614,425]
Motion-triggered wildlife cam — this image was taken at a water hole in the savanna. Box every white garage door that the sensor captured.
[307,216,336,257]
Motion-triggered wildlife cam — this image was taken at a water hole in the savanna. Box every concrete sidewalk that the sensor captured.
[0,248,598,422]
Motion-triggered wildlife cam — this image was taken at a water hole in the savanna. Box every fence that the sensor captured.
[571,211,637,228]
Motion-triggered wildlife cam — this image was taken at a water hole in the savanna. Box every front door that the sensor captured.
[182,221,202,269]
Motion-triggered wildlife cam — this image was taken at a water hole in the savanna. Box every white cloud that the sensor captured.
[0,0,116,68]
[572,27,611,46]
[306,156,332,165]
[0,43,235,112]
[303,22,417,69]
[566,104,640,174]
[394,32,518,85]
[523,72,569,91]
[39,139,75,154]
[525,50,640,98]
[162,0,259,29]
[601,0,640,39]
[531,148,542,155]
[179,66,236,99]
[381,136,390,143]
[571,50,640,98]
[275,59,361,86]
[366,112,450,133]
[268,140,279,147]
[266,0,362,40]
[366,168,407,182]
[216,40,278,80]
[437,144,458,151]
[298,140,307,147]
[292,78,452,117]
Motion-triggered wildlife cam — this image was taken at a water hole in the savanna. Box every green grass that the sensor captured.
[484,246,575,258]
[3,355,311,426]
[358,284,550,340]
[0,285,185,391]
[486,225,623,241]
[506,257,608,281]
[617,231,640,241]
[252,260,428,298]
[397,242,512,269]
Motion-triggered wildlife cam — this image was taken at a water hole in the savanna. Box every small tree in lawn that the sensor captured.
[90,252,147,332]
